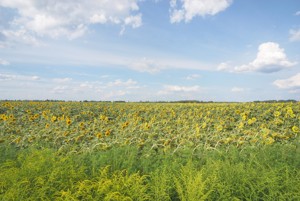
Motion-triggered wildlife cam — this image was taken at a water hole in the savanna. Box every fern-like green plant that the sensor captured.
[174,161,214,201]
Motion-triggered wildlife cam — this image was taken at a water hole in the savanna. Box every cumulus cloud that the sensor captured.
[0,58,10,65]
[158,85,201,95]
[273,73,300,89]
[289,29,300,42]
[0,0,142,41]
[170,0,233,23]
[234,42,296,73]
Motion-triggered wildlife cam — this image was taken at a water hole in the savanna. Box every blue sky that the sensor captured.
[0,0,299,101]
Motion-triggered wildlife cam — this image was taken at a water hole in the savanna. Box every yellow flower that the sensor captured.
[0,114,8,121]
[238,122,244,129]
[286,108,295,118]
[105,129,111,136]
[273,111,281,117]
[66,118,71,126]
[216,125,223,132]
[247,117,257,125]
[292,126,299,133]
[265,137,275,145]
[45,123,50,128]
[122,121,129,129]
[241,113,247,121]
[51,116,57,122]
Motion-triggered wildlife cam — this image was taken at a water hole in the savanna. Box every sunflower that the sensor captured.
[95,132,102,139]
[45,123,50,129]
[292,126,299,133]
[273,111,281,117]
[105,129,111,136]
[66,118,71,126]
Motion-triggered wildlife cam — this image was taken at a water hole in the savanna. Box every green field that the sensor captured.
[1,101,300,200]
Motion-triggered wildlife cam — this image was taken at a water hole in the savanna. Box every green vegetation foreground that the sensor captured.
[1,101,300,200]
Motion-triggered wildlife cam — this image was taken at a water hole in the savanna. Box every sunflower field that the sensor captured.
[1,101,300,200]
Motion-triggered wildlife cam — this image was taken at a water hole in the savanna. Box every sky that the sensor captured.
[0,0,299,102]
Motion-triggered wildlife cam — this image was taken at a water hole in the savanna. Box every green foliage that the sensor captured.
[70,166,149,201]
[149,167,173,201]
[174,161,215,201]
[1,145,300,200]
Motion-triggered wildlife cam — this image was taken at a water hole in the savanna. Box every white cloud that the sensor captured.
[130,57,163,73]
[0,73,142,100]
[289,29,300,42]
[295,11,300,16]
[231,87,244,92]
[0,58,10,65]
[234,42,296,73]
[120,13,142,35]
[51,86,69,94]
[107,79,138,87]
[124,14,142,28]
[170,0,233,23]
[53,78,73,83]
[217,62,230,71]
[1,29,42,46]
[158,85,201,95]
[129,56,212,74]
[0,0,142,41]
[0,73,39,81]
[185,74,201,80]
[273,73,300,89]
